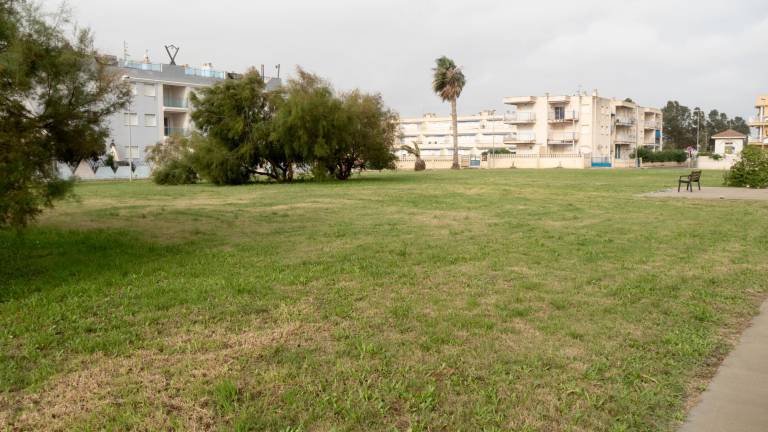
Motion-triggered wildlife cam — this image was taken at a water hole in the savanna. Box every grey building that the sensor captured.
[108,58,281,165]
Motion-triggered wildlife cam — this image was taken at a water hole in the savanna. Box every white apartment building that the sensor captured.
[397,111,514,157]
[502,91,663,161]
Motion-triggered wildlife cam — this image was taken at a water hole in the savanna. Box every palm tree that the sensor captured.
[432,56,466,170]
[400,141,426,171]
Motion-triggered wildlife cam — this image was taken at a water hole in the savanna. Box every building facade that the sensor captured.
[397,111,514,157]
[502,91,663,160]
[748,94,768,148]
[107,57,280,164]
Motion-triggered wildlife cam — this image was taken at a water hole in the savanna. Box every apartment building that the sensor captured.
[748,94,768,147]
[397,111,514,157]
[502,91,663,160]
[106,56,281,164]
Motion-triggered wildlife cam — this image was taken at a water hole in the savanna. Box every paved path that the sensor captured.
[679,301,768,432]
[645,187,768,201]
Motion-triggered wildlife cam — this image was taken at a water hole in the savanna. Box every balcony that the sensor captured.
[615,135,637,144]
[164,127,190,137]
[503,96,536,105]
[503,133,536,144]
[749,116,768,126]
[548,95,570,104]
[644,120,660,129]
[547,132,578,144]
[615,117,636,127]
[548,111,579,122]
[163,97,188,109]
[504,112,536,123]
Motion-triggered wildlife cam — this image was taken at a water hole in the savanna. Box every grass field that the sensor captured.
[1,169,767,431]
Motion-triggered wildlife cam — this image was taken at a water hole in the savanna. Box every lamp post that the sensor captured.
[122,75,134,182]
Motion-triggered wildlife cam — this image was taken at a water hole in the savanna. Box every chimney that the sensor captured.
[592,89,599,97]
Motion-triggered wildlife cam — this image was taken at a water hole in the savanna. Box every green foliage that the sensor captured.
[631,147,688,163]
[0,1,130,228]
[724,147,768,188]
[662,101,751,150]
[147,135,197,185]
[189,69,292,184]
[271,68,397,180]
[431,56,466,102]
[482,148,512,156]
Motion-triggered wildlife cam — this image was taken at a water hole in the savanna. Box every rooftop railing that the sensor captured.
[122,61,162,72]
[184,67,226,79]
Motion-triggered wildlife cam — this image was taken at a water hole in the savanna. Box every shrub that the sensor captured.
[724,147,768,188]
[153,159,198,185]
[482,148,512,156]
[631,148,687,163]
[147,135,198,185]
[711,153,723,161]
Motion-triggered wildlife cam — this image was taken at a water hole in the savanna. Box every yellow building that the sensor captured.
[748,94,768,148]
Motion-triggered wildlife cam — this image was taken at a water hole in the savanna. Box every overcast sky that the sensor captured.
[61,0,767,120]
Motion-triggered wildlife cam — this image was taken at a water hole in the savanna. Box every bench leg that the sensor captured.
[678,181,681,192]
[698,181,701,191]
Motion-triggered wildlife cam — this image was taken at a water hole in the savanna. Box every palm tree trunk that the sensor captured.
[450,98,460,169]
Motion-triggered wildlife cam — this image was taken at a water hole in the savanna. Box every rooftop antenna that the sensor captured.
[164,44,179,65]
[275,64,281,79]
[260,64,265,78]
[122,41,129,62]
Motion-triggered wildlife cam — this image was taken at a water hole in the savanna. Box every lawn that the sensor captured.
[1,169,767,431]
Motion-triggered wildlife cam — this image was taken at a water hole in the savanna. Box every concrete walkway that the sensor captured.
[644,187,768,201]
[680,301,768,432]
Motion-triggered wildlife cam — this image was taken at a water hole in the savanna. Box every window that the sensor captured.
[124,113,138,126]
[554,106,565,120]
[144,114,157,127]
[144,83,156,97]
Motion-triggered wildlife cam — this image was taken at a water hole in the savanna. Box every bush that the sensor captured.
[147,135,198,185]
[153,159,198,185]
[724,147,768,188]
[630,147,687,163]
[482,148,512,156]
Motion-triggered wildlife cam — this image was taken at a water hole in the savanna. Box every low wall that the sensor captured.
[640,161,689,168]
[696,156,736,170]
[57,161,152,181]
[396,154,590,170]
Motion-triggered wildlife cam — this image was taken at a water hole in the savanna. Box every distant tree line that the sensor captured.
[662,101,750,150]
[151,68,399,185]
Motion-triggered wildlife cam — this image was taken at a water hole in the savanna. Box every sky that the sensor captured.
[60,0,768,120]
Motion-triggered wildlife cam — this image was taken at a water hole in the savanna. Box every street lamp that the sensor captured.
[121,75,134,182]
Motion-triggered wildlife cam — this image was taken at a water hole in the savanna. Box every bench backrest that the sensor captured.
[689,170,702,181]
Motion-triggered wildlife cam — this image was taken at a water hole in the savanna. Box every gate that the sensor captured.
[591,156,612,168]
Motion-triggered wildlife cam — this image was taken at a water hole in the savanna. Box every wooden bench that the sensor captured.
[678,170,702,192]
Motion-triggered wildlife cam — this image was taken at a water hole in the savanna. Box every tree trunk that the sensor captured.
[450,98,460,169]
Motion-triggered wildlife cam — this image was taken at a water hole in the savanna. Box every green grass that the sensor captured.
[1,169,767,431]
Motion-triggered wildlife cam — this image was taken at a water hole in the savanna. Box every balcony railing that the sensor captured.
[504,112,536,123]
[503,133,536,143]
[164,127,190,137]
[547,132,578,144]
[184,67,226,79]
[548,111,579,122]
[616,117,636,127]
[163,97,188,108]
[749,116,768,125]
[644,120,660,129]
[615,135,637,144]
[122,61,162,72]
